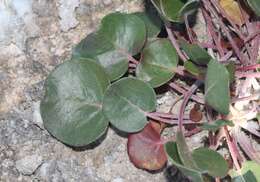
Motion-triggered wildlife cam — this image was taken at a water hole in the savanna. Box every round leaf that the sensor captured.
[41,59,110,147]
[161,0,185,22]
[152,0,199,22]
[127,122,167,171]
[73,12,147,81]
[192,148,229,177]
[102,77,156,132]
[133,11,162,38]
[136,39,178,88]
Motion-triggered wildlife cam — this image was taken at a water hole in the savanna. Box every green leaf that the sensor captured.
[40,59,110,147]
[102,77,156,132]
[151,0,199,22]
[226,62,236,83]
[230,161,260,182]
[165,142,204,182]
[73,12,147,81]
[184,61,204,76]
[180,40,211,65]
[176,131,199,169]
[179,0,200,19]
[133,11,162,38]
[200,119,234,132]
[160,0,185,22]
[205,59,230,115]
[247,0,260,16]
[136,39,178,88]
[257,113,260,122]
[192,148,229,177]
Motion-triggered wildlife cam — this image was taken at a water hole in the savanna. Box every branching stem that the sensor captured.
[178,80,203,132]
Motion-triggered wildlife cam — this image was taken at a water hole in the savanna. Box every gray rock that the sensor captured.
[15,155,43,175]
[32,101,44,129]
[0,0,168,181]
[58,0,80,32]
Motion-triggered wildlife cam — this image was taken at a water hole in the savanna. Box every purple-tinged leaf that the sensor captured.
[127,122,167,171]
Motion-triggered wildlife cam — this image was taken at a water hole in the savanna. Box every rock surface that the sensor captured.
[0,0,170,181]
[15,155,43,175]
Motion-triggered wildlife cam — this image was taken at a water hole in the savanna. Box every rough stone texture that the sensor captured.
[15,154,43,175]
[0,0,169,181]
[58,0,80,32]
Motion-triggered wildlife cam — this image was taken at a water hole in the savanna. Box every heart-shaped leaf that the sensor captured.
[230,161,260,182]
[165,142,204,182]
[136,39,179,88]
[205,59,230,115]
[192,148,229,177]
[127,122,167,171]
[247,0,260,16]
[73,12,147,81]
[151,0,199,22]
[133,11,162,38]
[200,119,234,132]
[180,40,211,65]
[102,77,156,132]
[41,59,110,147]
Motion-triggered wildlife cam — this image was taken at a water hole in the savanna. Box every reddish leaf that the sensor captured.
[149,120,162,133]
[150,120,167,133]
[189,104,203,122]
[127,122,167,171]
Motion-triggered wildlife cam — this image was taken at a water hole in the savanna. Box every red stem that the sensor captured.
[223,126,241,170]
[127,55,139,65]
[168,82,205,104]
[184,14,194,43]
[148,112,178,119]
[202,0,248,64]
[184,127,202,137]
[236,64,260,71]
[236,72,260,78]
[178,80,203,132]
[146,112,205,125]
[202,8,225,57]
[165,26,188,62]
